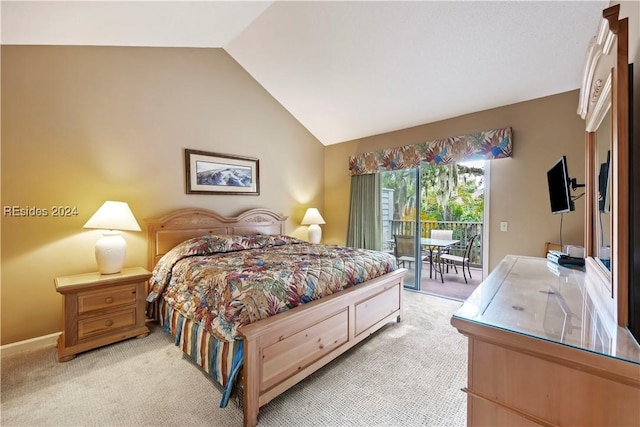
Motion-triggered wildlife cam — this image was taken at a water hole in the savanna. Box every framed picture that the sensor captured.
[184,149,260,195]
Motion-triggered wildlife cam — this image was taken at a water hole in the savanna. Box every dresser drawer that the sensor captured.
[78,284,137,313]
[78,308,136,340]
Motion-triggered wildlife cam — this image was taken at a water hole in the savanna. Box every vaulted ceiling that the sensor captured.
[1,1,608,145]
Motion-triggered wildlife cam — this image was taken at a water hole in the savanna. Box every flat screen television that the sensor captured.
[547,156,575,214]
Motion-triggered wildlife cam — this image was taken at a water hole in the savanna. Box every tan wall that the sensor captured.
[1,46,325,345]
[324,91,586,271]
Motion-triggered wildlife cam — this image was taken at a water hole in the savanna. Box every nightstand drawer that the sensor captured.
[78,284,137,313]
[78,308,136,340]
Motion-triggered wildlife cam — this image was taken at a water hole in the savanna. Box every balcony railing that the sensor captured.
[384,220,483,267]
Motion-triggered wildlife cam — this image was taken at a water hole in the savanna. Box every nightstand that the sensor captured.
[54,267,151,362]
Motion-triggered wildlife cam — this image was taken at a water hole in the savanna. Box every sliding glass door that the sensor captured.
[381,161,487,294]
[381,168,422,290]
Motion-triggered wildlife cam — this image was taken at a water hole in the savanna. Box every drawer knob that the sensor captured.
[105,320,114,327]
[105,297,114,304]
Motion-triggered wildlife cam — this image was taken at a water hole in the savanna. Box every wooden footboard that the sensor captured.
[239,268,405,427]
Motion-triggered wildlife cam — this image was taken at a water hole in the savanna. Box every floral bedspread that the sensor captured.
[147,234,397,341]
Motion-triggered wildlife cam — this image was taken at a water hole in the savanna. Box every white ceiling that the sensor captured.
[1,1,608,145]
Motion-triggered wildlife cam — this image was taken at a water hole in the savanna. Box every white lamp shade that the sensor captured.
[301,208,325,244]
[83,201,141,231]
[84,201,140,274]
[301,208,325,225]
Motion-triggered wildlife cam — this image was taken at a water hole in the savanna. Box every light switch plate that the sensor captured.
[500,221,508,232]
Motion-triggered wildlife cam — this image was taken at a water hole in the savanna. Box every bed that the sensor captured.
[146,207,405,427]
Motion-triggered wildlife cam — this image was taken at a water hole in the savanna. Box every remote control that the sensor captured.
[557,256,585,267]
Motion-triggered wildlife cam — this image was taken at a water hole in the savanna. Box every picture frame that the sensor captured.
[184,149,260,195]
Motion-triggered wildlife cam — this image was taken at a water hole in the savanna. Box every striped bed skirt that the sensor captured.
[150,298,244,408]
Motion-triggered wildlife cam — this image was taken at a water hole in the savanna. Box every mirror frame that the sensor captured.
[577,5,629,326]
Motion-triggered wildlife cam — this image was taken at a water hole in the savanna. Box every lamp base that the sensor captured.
[95,231,127,274]
[307,224,322,244]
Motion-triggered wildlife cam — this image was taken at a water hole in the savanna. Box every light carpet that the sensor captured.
[1,290,467,427]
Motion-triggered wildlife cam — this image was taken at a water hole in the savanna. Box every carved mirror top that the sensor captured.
[577,6,618,131]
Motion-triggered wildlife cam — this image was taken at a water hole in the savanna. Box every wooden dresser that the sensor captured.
[451,255,640,427]
[55,267,151,362]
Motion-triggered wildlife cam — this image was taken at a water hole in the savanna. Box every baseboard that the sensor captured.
[1,332,60,358]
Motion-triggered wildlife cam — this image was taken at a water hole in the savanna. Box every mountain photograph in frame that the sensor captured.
[185,149,260,195]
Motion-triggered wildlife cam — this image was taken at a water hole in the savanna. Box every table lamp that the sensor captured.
[83,201,141,274]
[301,208,325,244]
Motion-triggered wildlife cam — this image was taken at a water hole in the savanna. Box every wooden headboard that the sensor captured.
[146,208,288,270]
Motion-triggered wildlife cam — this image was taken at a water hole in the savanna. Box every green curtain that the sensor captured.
[346,173,381,250]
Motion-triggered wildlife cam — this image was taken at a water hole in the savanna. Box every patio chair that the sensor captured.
[438,234,478,284]
[431,229,453,240]
[429,229,453,263]
[393,234,427,269]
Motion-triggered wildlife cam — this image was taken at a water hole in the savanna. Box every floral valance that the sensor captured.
[348,127,512,176]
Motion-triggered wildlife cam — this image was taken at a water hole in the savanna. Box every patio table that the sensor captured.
[421,237,459,279]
